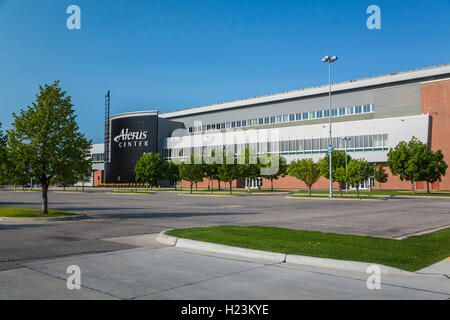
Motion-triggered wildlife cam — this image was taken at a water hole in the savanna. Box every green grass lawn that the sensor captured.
[166,226,450,272]
[0,206,80,218]
[293,190,450,197]
[289,195,385,200]
[180,192,238,196]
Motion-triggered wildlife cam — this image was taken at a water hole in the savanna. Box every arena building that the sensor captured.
[89,64,450,190]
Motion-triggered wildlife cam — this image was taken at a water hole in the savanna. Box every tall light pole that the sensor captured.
[322,56,338,198]
[342,136,352,192]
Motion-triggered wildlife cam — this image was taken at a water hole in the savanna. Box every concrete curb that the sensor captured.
[177,193,239,197]
[286,196,387,201]
[156,230,413,276]
[0,214,89,223]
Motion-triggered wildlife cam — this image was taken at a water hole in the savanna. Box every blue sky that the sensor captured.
[0,0,449,143]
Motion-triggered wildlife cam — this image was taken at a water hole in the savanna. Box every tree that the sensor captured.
[387,137,430,195]
[218,153,241,194]
[260,154,288,191]
[422,150,447,193]
[288,159,321,196]
[75,155,93,191]
[318,150,351,193]
[374,164,388,190]
[203,151,220,193]
[164,161,180,190]
[334,167,347,197]
[179,155,203,193]
[0,123,8,186]
[346,159,372,197]
[238,148,260,192]
[7,81,92,214]
[135,152,165,188]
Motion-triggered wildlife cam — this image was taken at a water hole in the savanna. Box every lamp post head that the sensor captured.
[322,56,330,63]
[330,56,338,62]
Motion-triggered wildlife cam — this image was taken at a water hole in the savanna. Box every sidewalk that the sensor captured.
[1,234,448,300]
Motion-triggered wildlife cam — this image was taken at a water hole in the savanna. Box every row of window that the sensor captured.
[188,104,374,133]
[92,153,105,163]
[163,133,388,158]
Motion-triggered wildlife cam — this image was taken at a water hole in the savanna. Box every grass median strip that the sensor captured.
[0,206,79,218]
[166,226,450,272]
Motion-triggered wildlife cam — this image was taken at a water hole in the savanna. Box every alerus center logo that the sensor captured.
[114,128,149,148]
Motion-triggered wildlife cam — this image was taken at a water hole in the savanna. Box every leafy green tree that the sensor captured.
[318,150,351,193]
[238,148,260,192]
[334,167,347,197]
[75,155,93,191]
[179,155,204,193]
[260,154,288,191]
[135,152,165,189]
[374,164,388,190]
[7,81,92,214]
[202,151,221,193]
[164,161,180,190]
[387,137,431,195]
[422,150,447,193]
[218,153,241,194]
[346,159,372,197]
[288,159,321,196]
[0,123,8,185]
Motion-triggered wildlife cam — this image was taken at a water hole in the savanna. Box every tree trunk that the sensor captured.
[229,182,232,194]
[190,182,193,194]
[271,179,274,191]
[356,186,360,198]
[426,181,430,193]
[41,184,48,215]
[195,182,198,191]
[411,181,415,196]
[308,185,311,196]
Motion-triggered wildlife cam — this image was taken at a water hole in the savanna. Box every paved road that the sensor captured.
[2,244,449,300]
[1,190,450,271]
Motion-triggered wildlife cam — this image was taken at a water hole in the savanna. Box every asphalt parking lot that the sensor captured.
[1,190,450,271]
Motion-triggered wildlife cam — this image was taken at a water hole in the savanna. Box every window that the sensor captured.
[259,118,264,125]
[309,112,316,119]
[331,109,338,117]
[236,121,241,128]
[289,114,295,121]
[264,117,270,124]
[339,108,346,116]
[221,123,225,129]
[226,122,230,129]
[355,105,362,114]
[188,127,193,133]
[270,116,276,124]
[363,104,371,113]
[231,121,236,128]
[206,124,211,131]
[324,110,330,117]
[302,112,309,120]
[347,106,354,115]
[296,113,302,121]
[242,120,246,127]
[277,115,282,123]
[283,115,289,122]
[316,110,323,119]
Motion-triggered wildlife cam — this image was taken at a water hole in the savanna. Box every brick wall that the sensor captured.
[421,79,450,190]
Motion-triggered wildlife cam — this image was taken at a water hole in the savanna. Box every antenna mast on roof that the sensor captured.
[104,90,111,164]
